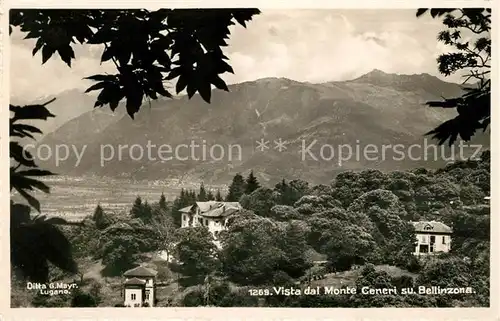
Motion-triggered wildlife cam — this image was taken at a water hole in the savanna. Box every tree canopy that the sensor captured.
[9,9,261,117]
[416,8,491,146]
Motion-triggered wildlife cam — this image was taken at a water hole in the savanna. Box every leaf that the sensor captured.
[12,174,51,193]
[57,46,76,67]
[109,99,120,111]
[125,90,144,118]
[84,74,117,82]
[45,217,68,225]
[101,45,115,63]
[198,82,212,103]
[10,141,36,167]
[85,82,108,93]
[41,45,55,64]
[176,74,188,93]
[117,49,132,66]
[14,187,41,212]
[416,9,428,17]
[10,123,43,139]
[166,67,183,80]
[186,84,197,99]
[212,75,229,91]
[32,38,44,56]
[87,26,114,44]
[10,100,56,121]
[16,169,55,177]
[425,98,460,108]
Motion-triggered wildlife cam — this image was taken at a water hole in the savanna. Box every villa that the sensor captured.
[179,201,242,241]
[412,221,452,255]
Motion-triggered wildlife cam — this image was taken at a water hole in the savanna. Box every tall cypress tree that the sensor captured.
[226,173,246,202]
[93,204,104,222]
[215,189,223,201]
[198,182,207,201]
[188,190,197,204]
[171,190,185,227]
[159,192,167,210]
[206,189,215,201]
[245,170,260,194]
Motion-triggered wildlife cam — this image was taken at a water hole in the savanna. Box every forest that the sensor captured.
[11,151,490,307]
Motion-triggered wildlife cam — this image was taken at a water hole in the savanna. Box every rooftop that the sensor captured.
[412,221,452,234]
[196,201,241,213]
[179,205,193,213]
[123,265,157,277]
[198,202,242,218]
[124,277,147,286]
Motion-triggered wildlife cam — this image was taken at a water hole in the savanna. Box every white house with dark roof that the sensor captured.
[412,221,452,255]
[123,265,157,307]
[179,201,242,241]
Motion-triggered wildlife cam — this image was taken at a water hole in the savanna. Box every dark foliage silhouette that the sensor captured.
[9,8,259,283]
[416,8,491,146]
[9,9,260,117]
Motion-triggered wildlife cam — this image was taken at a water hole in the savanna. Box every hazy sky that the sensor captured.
[10,9,463,101]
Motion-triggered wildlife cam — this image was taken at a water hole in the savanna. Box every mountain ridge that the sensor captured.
[34,71,488,184]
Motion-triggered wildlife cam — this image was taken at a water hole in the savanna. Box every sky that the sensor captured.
[10,9,463,101]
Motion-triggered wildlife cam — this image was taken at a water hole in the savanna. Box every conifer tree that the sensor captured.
[159,192,167,210]
[226,173,246,202]
[142,201,153,223]
[245,170,260,195]
[207,189,215,201]
[215,189,223,201]
[198,182,207,201]
[130,196,143,218]
[93,204,111,230]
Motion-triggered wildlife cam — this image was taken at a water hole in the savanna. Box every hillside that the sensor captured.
[11,89,98,137]
[36,70,490,184]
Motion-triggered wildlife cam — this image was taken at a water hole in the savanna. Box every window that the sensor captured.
[419,244,429,253]
[198,218,203,225]
[442,236,446,244]
[145,290,150,300]
[205,219,208,226]
[430,245,434,253]
[131,293,136,300]
[421,235,427,243]
[430,235,435,244]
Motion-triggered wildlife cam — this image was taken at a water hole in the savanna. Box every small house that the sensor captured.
[412,221,452,255]
[123,265,157,307]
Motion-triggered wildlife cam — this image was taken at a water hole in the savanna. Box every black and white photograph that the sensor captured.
[8,7,492,309]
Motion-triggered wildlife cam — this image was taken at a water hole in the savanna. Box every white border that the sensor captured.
[1,1,498,320]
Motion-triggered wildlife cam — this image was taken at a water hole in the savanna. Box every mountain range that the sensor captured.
[33,69,490,185]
